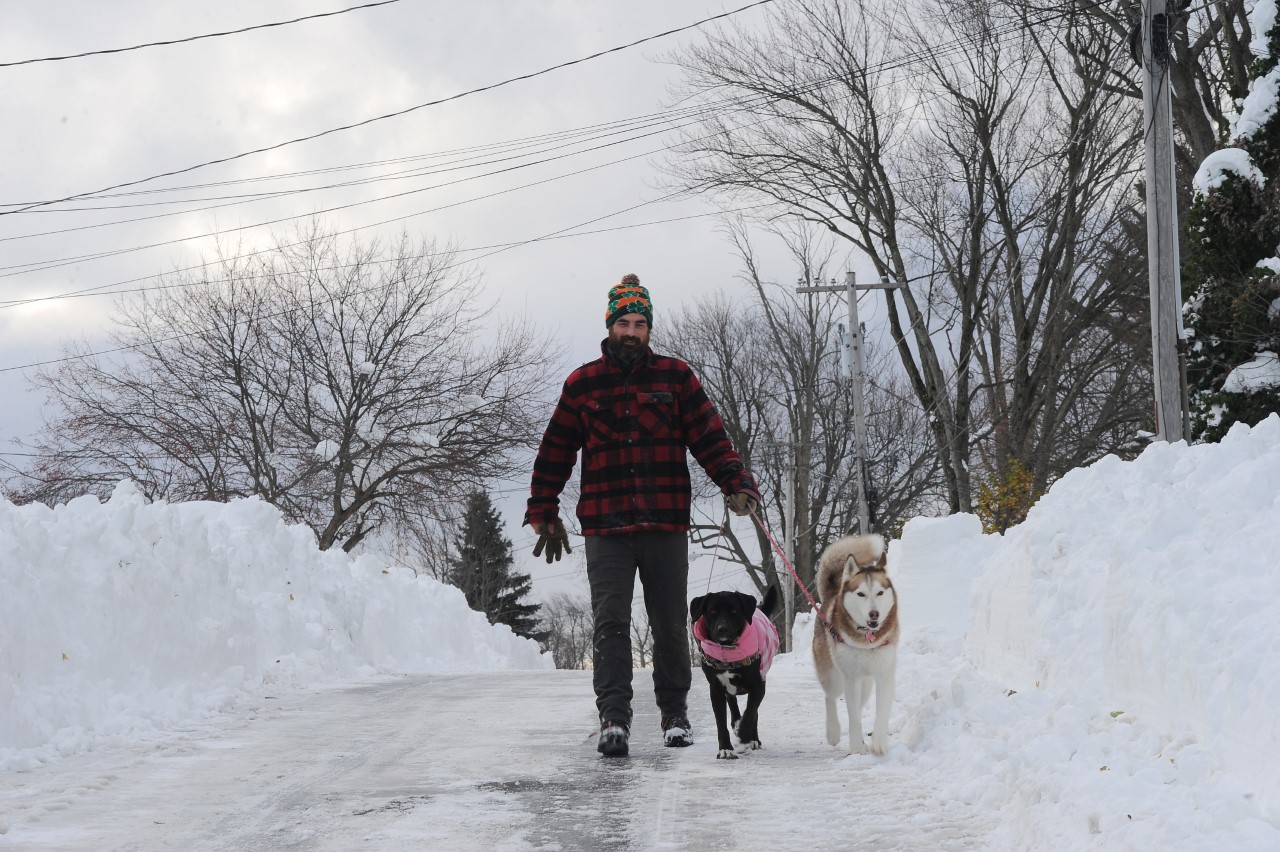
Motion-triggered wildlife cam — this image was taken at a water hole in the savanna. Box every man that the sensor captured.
[525,273,760,758]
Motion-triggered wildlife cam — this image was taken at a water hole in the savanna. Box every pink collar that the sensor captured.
[693,610,780,677]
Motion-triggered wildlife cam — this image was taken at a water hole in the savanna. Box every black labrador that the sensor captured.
[689,585,780,759]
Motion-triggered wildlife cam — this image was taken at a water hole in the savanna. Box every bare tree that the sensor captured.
[663,222,938,605]
[538,593,594,670]
[664,0,1150,513]
[17,223,559,552]
[631,608,654,668]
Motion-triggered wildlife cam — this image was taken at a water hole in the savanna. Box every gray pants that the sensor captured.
[585,531,691,727]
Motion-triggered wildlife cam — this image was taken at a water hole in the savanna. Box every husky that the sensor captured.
[811,534,899,755]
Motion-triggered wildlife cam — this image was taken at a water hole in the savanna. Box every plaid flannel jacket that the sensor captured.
[526,341,759,536]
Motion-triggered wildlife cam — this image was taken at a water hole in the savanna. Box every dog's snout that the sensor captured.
[869,609,879,621]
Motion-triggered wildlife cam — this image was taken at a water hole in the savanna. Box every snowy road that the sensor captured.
[3,668,995,851]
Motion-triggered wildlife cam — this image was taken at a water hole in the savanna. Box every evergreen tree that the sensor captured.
[446,490,545,641]
[1182,7,1280,442]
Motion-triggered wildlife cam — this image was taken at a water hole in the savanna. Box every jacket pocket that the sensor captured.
[582,398,620,443]
[635,391,677,436]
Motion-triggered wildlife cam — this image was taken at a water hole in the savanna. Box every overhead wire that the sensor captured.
[0,0,1123,376]
[0,0,1105,302]
[0,0,779,216]
[0,201,776,310]
[0,106,722,210]
[0,0,403,68]
[0,105,744,248]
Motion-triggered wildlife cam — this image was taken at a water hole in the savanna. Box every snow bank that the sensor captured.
[0,482,550,770]
[967,415,1280,817]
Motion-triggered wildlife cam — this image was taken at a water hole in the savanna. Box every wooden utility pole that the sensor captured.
[797,271,902,535]
[1141,0,1188,441]
[782,463,795,653]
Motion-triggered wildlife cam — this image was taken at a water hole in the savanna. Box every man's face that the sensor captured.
[608,313,650,354]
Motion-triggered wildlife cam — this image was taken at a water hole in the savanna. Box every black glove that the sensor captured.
[727,491,758,517]
[532,519,572,563]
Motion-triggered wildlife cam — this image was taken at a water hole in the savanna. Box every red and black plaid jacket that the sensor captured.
[526,341,759,536]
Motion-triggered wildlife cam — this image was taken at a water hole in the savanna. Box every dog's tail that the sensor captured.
[760,583,780,618]
[816,534,886,603]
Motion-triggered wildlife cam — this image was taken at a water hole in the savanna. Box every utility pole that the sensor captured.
[782,463,795,653]
[797,271,902,535]
[1140,0,1188,442]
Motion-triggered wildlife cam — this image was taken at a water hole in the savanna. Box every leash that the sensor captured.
[748,507,849,645]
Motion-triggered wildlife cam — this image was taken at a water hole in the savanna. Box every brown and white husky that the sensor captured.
[811,534,900,755]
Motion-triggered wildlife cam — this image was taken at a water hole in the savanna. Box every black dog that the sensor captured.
[689,585,781,759]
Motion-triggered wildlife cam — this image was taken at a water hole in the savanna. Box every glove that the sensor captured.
[532,519,572,563]
[727,491,758,517]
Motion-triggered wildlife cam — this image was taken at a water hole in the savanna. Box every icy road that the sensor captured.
[3,668,993,850]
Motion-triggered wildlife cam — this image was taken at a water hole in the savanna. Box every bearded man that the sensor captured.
[525,273,760,757]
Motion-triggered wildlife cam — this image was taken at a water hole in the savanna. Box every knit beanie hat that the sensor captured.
[605,273,653,327]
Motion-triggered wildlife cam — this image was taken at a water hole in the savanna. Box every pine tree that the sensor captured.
[446,490,545,641]
[1182,7,1280,442]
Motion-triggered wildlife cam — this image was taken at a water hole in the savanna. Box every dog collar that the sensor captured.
[700,649,763,671]
[853,623,890,646]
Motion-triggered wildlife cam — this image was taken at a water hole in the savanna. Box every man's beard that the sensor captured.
[608,333,645,360]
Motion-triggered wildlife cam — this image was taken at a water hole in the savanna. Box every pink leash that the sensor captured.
[748,508,849,645]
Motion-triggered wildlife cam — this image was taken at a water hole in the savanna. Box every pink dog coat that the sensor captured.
[693,609,781,678]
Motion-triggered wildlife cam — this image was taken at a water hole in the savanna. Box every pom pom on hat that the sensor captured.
[605,273,653,327]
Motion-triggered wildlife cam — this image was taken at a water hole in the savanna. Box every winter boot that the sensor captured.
[598,720,630,757]
[661,714,693,748]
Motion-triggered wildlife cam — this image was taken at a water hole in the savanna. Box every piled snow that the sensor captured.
[4,416,1280,848]
[0,482,549,770]
[1223,351,1280,392]
[964,414,1280,841]
[773,415,1280,849]
[1193,147,1264,193]
[1251,0,1278,60]
[1232,69,1280,141]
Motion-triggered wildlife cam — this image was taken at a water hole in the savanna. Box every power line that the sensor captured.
[0,136,701,278]
[0,0,1103,328]
[0,112,702,245]
[0,184,700,374]
[0,0,778,217]
[0,202,774,310]
[0,1,1115,345]
[0,1,403,68]
[1,100,761,212]
[0,108,710,213]
[0,2,1090,281]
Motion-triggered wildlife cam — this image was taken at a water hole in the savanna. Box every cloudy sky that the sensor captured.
[0,0,806,597]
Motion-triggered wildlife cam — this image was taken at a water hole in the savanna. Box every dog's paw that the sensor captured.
[847,740,869,755]
[825,721,841,746]
[869,735,888,755]
[716,749,739,760]
[742,739,762,751]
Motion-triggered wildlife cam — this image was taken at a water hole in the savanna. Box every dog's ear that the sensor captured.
[689,594,706,621]
[734,591,757,619]
[876,549,888,571]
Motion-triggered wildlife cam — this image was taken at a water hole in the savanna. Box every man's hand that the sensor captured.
[531,518,572,563]
[727,491,758,517]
